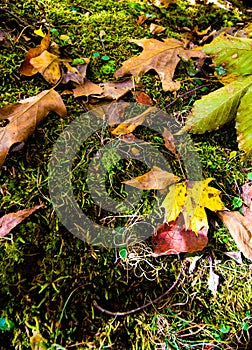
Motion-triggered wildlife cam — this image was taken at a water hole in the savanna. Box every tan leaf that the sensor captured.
[136,15,148,26]
[0,89,67,166]
[20,32,50,76]
[123,166,180,190]
[73,79,103,98]
[112,106,155,135]
[98,78,134,100]
[0,204,44,237]
[152,0,174,8]
[217,210,252,261]
[150,23,166,35]
[30,50,61,84]
[114,38,205,92]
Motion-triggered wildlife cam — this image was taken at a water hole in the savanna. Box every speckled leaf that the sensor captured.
[184,75,252,134]
[236,85,252,159]
[203,33,252,75]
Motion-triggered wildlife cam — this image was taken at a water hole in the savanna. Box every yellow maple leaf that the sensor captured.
[162,178,224,233]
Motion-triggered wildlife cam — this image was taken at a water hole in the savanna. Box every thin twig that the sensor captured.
[0,7,33,28]
[93,263,185,317]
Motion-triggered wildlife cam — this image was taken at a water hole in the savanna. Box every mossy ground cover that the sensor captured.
[0,0,252,349]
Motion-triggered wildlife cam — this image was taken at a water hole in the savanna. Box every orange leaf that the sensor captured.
[30,50,61,84]
[20,32,50,76]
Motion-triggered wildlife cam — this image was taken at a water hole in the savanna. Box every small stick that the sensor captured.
[93,264,185,317]
[0,7,32,28]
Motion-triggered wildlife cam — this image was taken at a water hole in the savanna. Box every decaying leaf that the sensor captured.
[236,85,252,159]
[98,79,134,100]
[0,204,44,237]
[20,32,50,76]
[202,33,252,76]
[112,106,156,135]
[0,89,67,166]
[133,91,153,105]
[30,50,61,84]
[73,79,103,98]
[217,210,252,261]
[162,178,224,233]
[184,75,252,134]
[123,166,180,190]
[152,214,208,256]
[114,38,205,92]
[61,62,89,85]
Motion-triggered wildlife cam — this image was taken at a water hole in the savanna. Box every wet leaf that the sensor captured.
[112,106,155,135]
[162,179,224,233]
[114,38,205,92]
[184,75,252,133]
[152,214,208,256]
[217,210,252,261]
[0,89,67,166]
[20,32,50,76]
[123,166,180,190]
[0,204,44,237]
[30,50,61,84]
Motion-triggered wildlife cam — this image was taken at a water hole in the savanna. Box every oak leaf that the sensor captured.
[0,89,67,166]
[114,38,205,92]
[0,204,44,237]
[123,166,180,190]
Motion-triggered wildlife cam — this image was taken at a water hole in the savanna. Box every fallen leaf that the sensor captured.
[34,26,45,38]
[162,127,177,155]
[0,204,43,237]
[152,0,174,8]
[0,89,67,166]
[133,91,153,105]
[136,15,148,26]
[73,79,103,98]
[152,214,208,256]
[207,256,219,295]
[112,106,155,135]
[114,38,205,92]
[162,179,224,233]
[20,32,50,76]
[123,166,180,190]
[98,79,134,100]
[184,75,252,134]
[217,210,252,261]
[30,50,61,84]
[61,62,89,85]
[150,23,166,35]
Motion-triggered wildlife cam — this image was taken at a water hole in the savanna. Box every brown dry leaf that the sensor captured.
[114,38,206,92]
[123,166,180,190]
[0,204,44,237]
[152,214,208,256]
[61,61,89,85]
[152,0,174,8]
[162,127,177,155]
[241,181,252,221]
[0,89,67,166]
[217,210,252,261]
[98,79,134,100]
[136,15,148,26]
[150,23,166,35]
[20,32,50,76]
[194,25,211,36]
[133,91,153,105]
[112,106,155,135]
[30,50,61,84]
[73,79,103,98]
